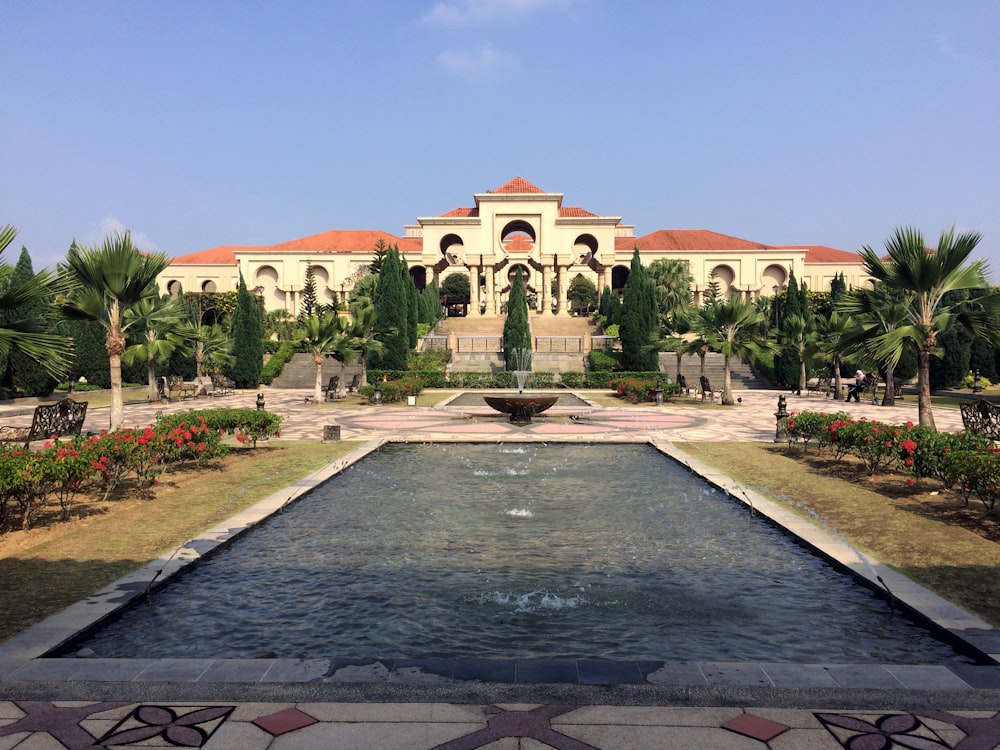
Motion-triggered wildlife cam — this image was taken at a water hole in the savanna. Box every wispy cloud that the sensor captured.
[420,0,576,27]
[934,32,965,62]
[437,43,516,78]
[90,217,163,253]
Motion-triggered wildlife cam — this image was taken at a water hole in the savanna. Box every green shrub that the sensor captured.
[588,349,620,371]
[560,372,584,388]
[786,411,851,451]
[261,341,295,385]
[944,448,1000,513]
[359,376,425,403]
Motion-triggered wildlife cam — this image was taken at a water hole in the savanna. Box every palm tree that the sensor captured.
[297,311,358,403]
[647,258,694,326]
[856,226,1000,429]
[122,296,189,401]
[836,285,912,406]
[191,323,234,379]
[56,232,173,430]
[693,296,778,405]
[346,302,385,388]
[814,311,851,400]
[780,315,819,395]
[0,224,71,378]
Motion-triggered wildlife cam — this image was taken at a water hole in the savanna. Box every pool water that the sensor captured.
[68,443,969,663]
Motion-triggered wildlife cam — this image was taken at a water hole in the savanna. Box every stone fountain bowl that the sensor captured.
[483,394,560,425]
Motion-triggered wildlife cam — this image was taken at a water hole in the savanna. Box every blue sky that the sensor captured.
[3,0,999,281]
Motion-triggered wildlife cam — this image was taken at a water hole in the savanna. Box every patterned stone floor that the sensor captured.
[0,387,990,749]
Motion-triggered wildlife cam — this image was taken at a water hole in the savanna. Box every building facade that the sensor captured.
[158,177,872,317]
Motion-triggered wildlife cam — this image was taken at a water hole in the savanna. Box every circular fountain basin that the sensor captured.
[483,394,560,424]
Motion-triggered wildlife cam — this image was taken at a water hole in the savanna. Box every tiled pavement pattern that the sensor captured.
[0,387,993,749]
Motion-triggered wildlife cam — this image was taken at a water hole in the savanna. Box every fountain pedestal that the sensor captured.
[483,394,559,425]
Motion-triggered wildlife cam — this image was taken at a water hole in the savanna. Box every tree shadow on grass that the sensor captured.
[0,556,147,643]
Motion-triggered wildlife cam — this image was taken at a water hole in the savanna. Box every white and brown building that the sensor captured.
[158,177,871,317]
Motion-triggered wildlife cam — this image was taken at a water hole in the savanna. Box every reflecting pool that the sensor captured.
[68,443,969,664]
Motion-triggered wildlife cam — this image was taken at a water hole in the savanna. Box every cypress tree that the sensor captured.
[400,250,419,348]
[619,248,658,371]
[784,272,802,320]
[299,262,319,320]
[502,268,532,372]
[229,272,264,388]
[374,246,410,370]
[598,285,620,326]
[2,248,58,396]
[774,272,803,387]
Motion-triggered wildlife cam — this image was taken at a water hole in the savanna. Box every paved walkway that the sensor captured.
[0,387,994,749]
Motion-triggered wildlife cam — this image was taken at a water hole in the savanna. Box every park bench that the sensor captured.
[699,375,721,403]
[960,399,1000,441]
[0,398,89,449]
[347,374,361,393]
[166,375,198,400]
[210,373,234,396]
[806,375,832,397]
[322,375,344,401]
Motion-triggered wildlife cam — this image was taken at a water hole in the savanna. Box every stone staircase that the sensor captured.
[436,314,595,373]
[269,354,362,389]
[659,351,768,390]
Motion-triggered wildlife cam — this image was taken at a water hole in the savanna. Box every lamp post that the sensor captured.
[774,395,789,442]
[373,382,382,405]
[974,370,983,394]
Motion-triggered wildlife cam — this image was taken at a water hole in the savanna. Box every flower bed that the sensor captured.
[785,410,998,513]
[0,408,283,533]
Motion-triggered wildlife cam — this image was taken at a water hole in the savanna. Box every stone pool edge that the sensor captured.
[2,435,1000,697]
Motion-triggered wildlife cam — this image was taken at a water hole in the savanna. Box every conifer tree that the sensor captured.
[400,251,419,348]
[374,246,410,370]
[229,272,264,388]
[620,248,658,371]
[774,271,803,387]
[2,248,58,396]
[502,268,531,372]
[299,262,319,320]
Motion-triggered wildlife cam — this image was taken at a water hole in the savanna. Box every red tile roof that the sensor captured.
[272,229,420,253]
[171,244,267,265]
[491,176,545,194]
[788,245,862,263]
[503,235,534,252]
[621,229,773,252]
[171,230,419,266]
[441,207,480,218]
[559,206,597,218]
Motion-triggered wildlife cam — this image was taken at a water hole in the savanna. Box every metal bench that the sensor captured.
[0,398,89,449]
[806,375,832,397]
[699,375,720,403]
[166,375,198,400]
[210,373,234,396]
[961,399,1000,441]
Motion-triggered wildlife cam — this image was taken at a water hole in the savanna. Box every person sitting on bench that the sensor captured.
[847,370,866,402]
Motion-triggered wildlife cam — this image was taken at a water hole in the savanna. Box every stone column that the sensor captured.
[558,268,570,316]
[542,267,552,315]
[484,265,496,316]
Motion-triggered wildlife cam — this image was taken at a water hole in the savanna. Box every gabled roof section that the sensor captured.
[621,229,773,252]
[171,245,267,265]
[785,245,862,263]
[441,207,480,218]
[491,176,545,194]
[271,229,420,253]
[171,230,420,266]
[559,206,598,218]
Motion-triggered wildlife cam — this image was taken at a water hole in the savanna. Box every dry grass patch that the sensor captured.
[677,441,1000,627]
[0,440,363,641]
